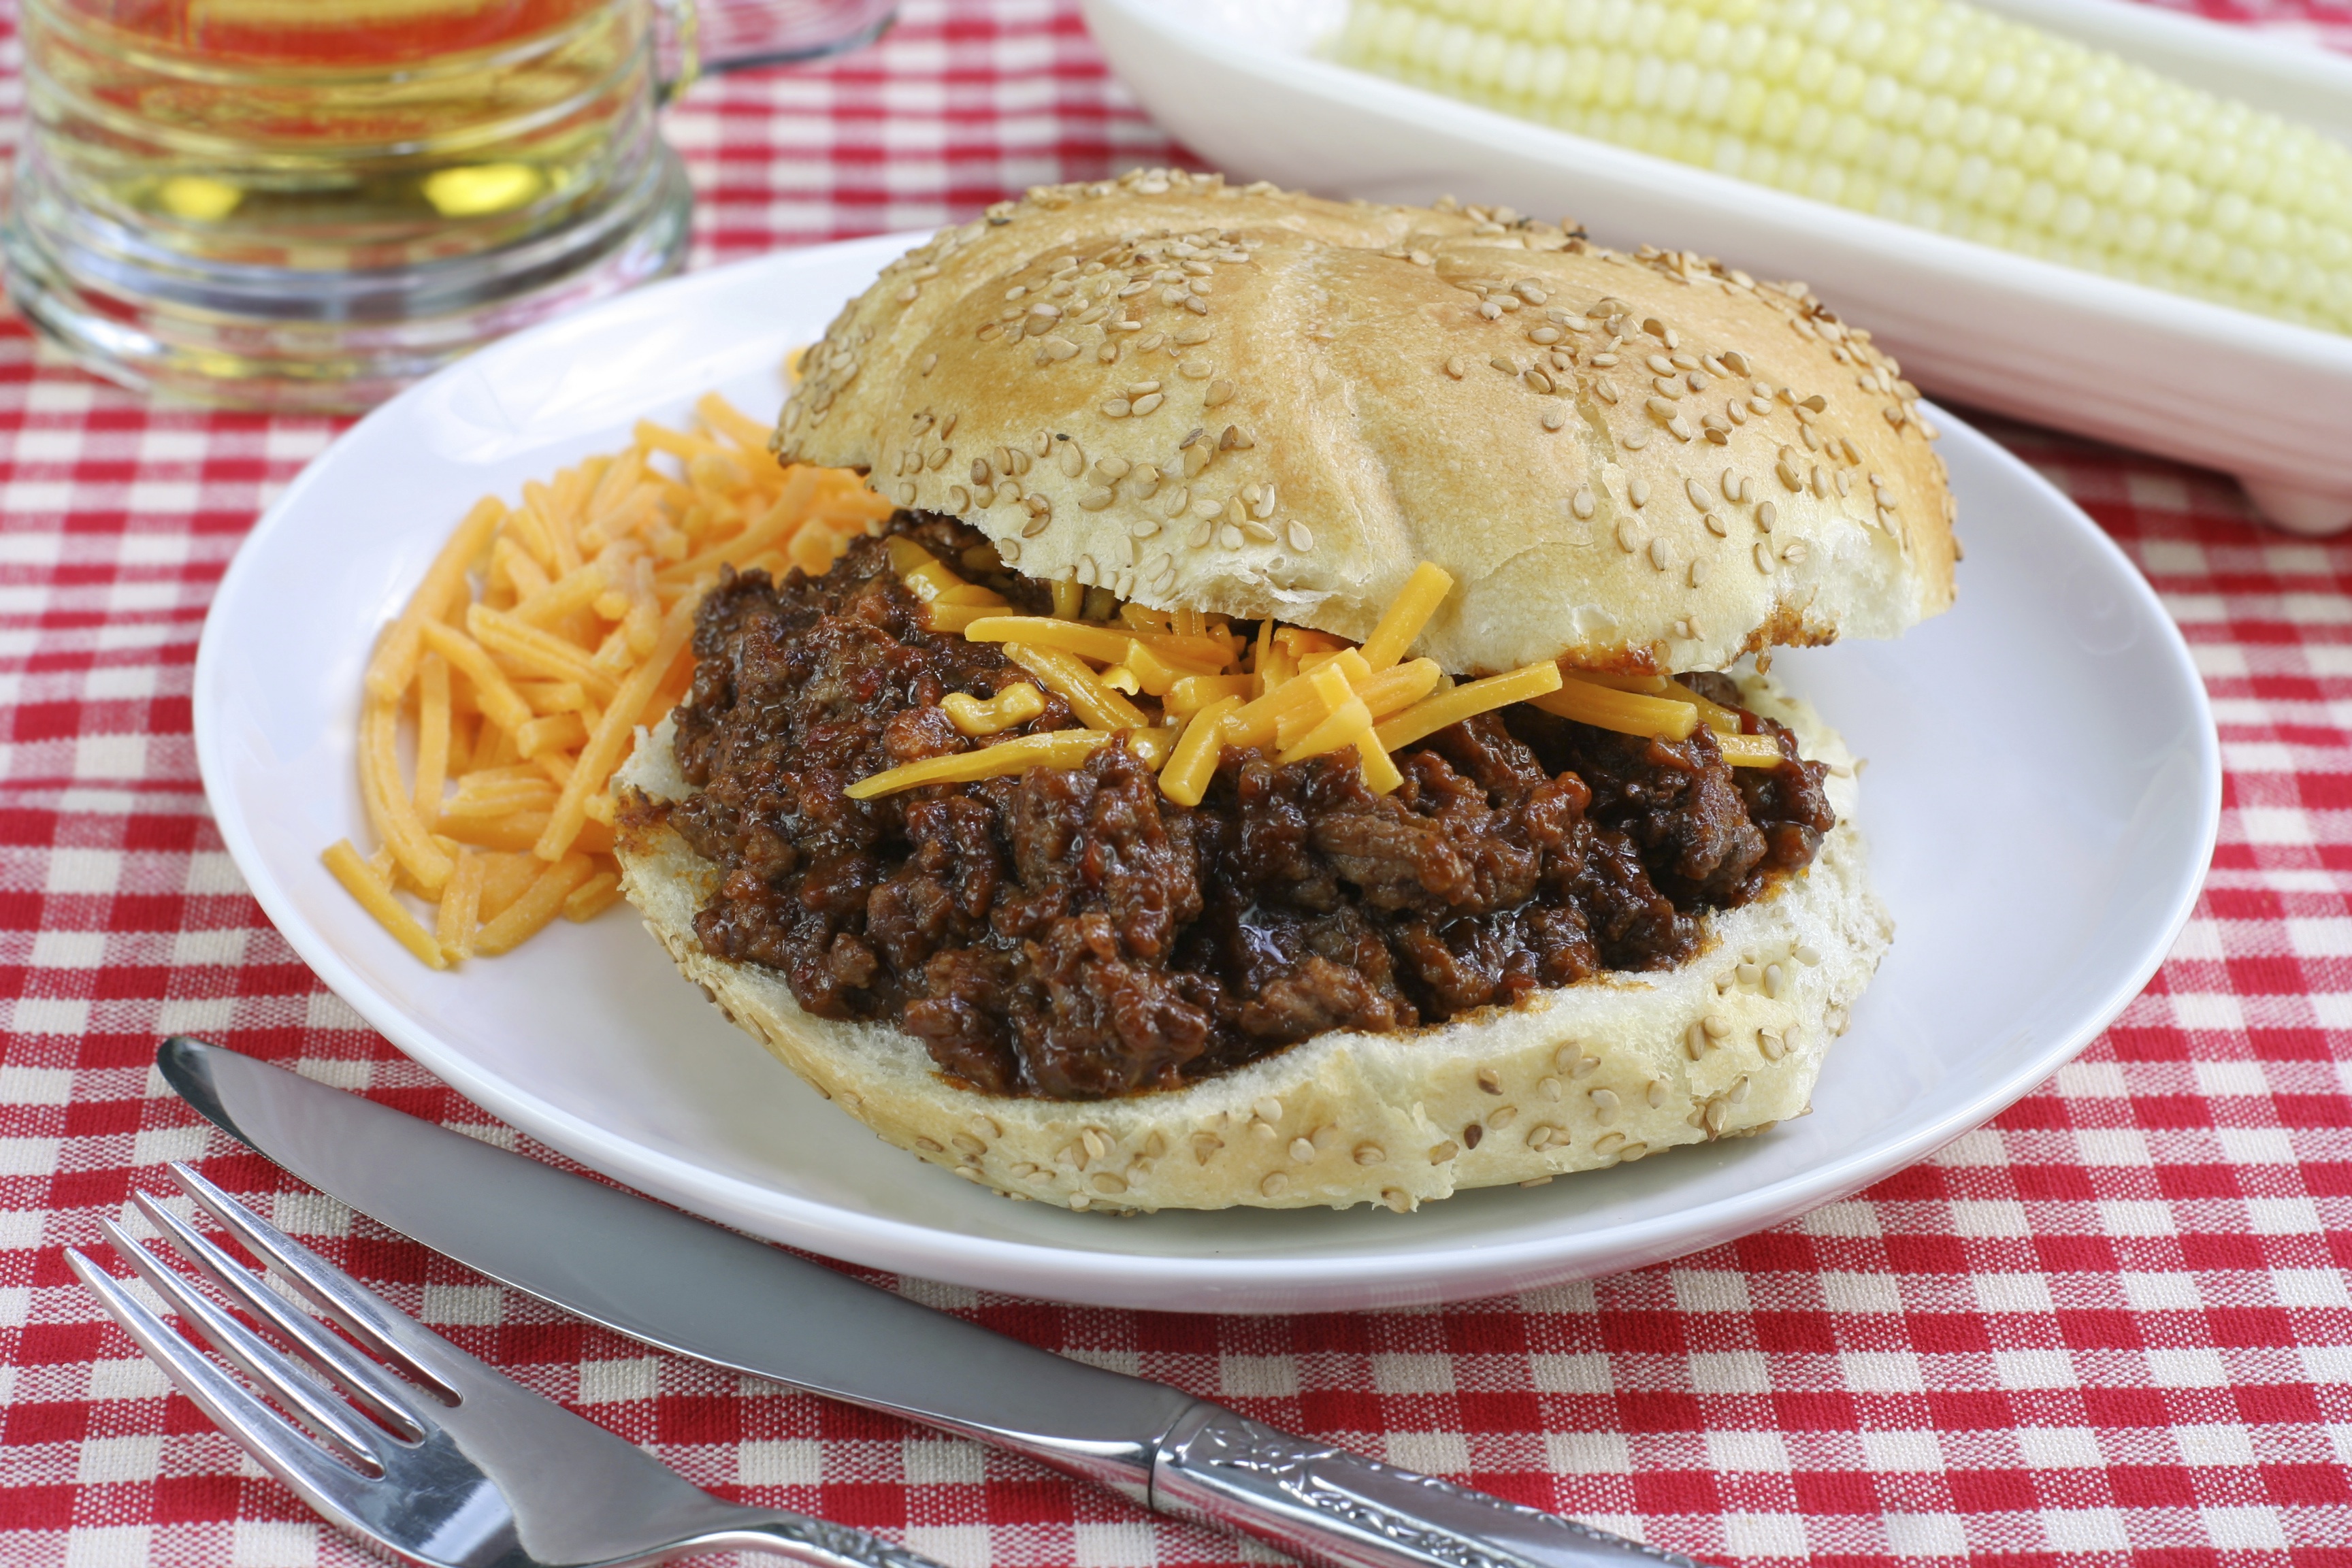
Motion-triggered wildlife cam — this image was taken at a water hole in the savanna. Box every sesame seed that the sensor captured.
[896,481,916,506]
[1652,377,1682,399]
[1646,354,1675,375]
[1286,519,1313,551]
[1685,478,1711,510]
[1525,368,1554,394]
[1254,1096,1282,1123]
[1776,461,1801,491]
[1491,355,1518,375]
[1102,399,1130,419]
[1648,538,1671,572]
[1477,1067,1501,1093]
[1409,250,1432,265]
[1477,301,1503,320]
[1629,478,1649,507]
[1354,1143,1384,1165]
[1529,327,1561,345]
[1541,407,1567,431]
[949,485,970,510]
[1702,512,1727,538]
[1260,1172,1289,1198]
[998,538,1020,564]
[1589,353,1618,367]
[1137,333,1164,352]
[1615,520,1639,553]
[1757,502,1778,531]
[1645,397,1679,423]
[1689,558,1710,587]
[1204,379,1235,407]
[1079,488,1114,510]
[1669,416,1695,442]
[1753,542,1772,573]
[1218,523,1243,549]
[1058,443,1084,477]
[1782,540,1808,563]
[1571,487,1595,519]
[1594,379,1618,404]
[921,353,938,375]
[1810,466,1829,498]
[1589,1087,1620,1124]
[1022,512,1051,539]
[1288,1137,1314,1162]
[1132,393,1164,415]
[1186,517,1213,549]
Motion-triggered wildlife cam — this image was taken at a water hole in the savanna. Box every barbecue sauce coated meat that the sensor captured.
[658,514,1834,1099]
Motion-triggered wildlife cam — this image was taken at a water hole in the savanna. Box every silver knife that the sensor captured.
[158,1036,1703,1568]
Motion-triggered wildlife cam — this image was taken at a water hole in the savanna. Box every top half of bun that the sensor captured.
[774,171,1957,676]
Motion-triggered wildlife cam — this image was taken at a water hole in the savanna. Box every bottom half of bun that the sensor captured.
[612,684,1892,1213]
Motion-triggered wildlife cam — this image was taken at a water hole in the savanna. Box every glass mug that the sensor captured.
[4,0,896,411]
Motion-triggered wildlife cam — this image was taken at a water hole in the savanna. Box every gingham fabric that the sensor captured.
[2,2,2349,1565]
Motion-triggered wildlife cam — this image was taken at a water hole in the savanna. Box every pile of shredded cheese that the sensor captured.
[850,553,1789,805]
[327,393,893,969]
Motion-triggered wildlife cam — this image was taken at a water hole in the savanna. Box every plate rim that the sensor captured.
[195,238,2222,1308]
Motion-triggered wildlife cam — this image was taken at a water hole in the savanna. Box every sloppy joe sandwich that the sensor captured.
[613,172,1957,1213]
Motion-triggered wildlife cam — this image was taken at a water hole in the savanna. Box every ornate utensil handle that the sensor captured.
[1149,1404,1711,1568]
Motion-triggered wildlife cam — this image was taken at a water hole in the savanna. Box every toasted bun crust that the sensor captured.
[776,172,1957,676]
[612,676,1891,1213]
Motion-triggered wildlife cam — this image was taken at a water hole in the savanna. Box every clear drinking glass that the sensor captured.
[3,0,897,412]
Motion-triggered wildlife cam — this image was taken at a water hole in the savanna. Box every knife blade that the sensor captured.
[159,1037,1703,1568]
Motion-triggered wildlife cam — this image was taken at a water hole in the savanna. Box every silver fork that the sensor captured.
[66,1161,952,1568]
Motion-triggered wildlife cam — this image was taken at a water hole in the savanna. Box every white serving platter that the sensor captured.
[195,237,2219,1313]
[1081,0,2352,534]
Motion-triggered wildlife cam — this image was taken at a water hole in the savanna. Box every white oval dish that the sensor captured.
[1079,0,2352,534]
[195,236,2219,1313]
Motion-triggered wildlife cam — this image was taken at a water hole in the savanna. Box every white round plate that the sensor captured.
[196,235,2220,1314]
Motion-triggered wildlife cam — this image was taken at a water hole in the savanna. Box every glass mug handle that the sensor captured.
[653,0,899,100]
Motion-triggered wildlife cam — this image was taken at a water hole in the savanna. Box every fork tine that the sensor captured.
[66,1246,388,1525]
[166,1162,461,1404]
[127,1190,426,1440]
[97,1218,392,1467]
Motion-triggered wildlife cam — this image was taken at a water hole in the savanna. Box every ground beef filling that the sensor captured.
[660,514,1835,1100]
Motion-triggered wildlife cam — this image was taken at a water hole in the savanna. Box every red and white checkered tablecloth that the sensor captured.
[3,2,2350,1565]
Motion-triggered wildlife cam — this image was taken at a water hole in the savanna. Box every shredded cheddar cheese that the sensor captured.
[1002,643,1151,731]
[331,392,892,968]
[1716,733,1788,768]
[872,542,1800,808]
[1527,676,1701,741]
[845,731,1114,799]
[943,683,1046,736]
[1375,662,1565,753]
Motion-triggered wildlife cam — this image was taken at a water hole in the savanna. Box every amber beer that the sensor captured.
[5,0,689,408]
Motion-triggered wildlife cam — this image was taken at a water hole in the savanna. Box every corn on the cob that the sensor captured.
[1334,0,2352,335]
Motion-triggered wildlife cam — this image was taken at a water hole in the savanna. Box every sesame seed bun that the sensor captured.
[777,170,1957,676]
[612,674,1891,1213]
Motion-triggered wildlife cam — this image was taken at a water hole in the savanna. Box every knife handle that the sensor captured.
[1149,1403,1709,1568]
